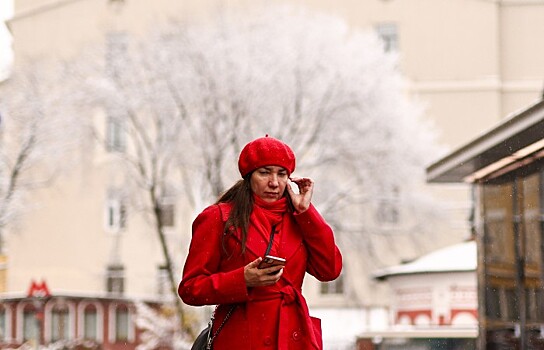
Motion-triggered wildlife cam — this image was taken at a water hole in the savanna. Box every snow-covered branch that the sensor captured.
[0,61,82,244]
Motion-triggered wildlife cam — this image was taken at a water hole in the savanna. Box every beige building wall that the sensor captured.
[11,0,182,61]
[6,0,200,298]
[282,0,544,145]
[500,1,544,116]
[3,0,544,339]
[0,255,6,292]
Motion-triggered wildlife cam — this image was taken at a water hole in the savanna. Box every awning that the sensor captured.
[426,98,544,183]
[373,241,476,280]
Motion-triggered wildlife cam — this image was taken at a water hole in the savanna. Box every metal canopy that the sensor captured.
[426,99,544,183]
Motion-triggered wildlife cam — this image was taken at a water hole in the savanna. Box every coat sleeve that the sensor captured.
[294,204,342,281]
[178,205,249,306]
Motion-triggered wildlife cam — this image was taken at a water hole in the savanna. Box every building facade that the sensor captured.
[1,0,544,348]
[358,241,478,349]
[427,98,544,349]
[1,280,146,349]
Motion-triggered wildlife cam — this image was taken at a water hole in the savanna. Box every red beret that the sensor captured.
[238,135,296,177]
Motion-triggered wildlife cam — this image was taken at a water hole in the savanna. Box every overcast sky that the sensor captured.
[0,0,14,80]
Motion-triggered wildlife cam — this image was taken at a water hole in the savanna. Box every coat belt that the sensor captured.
[250,285,319,350]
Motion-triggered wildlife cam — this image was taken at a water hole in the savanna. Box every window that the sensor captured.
[106,116,126,153]
[376,200,399,224]
[483,181,516,265]
[537,289,544,321]
[526,288,538,321]
[485,286,501,320]
[78,303,102,343]
[521,172,540,265]
[375,23,398,52]
[376,188,400,224]
[108,304,133,343]
[106,264,125,295]
[320,274,344,295]
[105,198,126,232]
[23,310,35,342]
[104,31,128,153]
[83,306,98,340]
[51,305,69,341]
[480,161,544,344]
[157,265,169,296]
[105,31,128,76]
[115,306,129,342]
[0,308,5,340]
[504,288,520,321]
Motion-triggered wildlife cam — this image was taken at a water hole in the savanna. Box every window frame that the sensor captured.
[479,159,544,344]
[375,22,399,52]
[77,301,104,342]
[50,305,70,342]
[108,303,134,343]
[44,300,76,343]
[105,116,126,153]
[0,305,11,342]
[319,273,345,295]
[104,198,126,233]
[105,264,125,295]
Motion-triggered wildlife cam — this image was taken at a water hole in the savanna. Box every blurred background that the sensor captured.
[0,0,543,349]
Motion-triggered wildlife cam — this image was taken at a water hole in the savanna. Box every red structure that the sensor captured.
[0,280,156,350]
[357,241,478,349]
[27,280,51,298]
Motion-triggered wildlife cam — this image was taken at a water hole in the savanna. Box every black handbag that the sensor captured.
[191,305,236,350]
[191,325,211,350]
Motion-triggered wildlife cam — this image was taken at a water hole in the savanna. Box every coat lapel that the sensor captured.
[245,220,272,258]
[280,214,303,261]
[218,203,303,260]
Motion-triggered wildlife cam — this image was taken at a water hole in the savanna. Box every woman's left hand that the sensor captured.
[286,177,314,213]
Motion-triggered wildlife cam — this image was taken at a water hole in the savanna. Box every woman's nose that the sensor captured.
[268,174,279,187]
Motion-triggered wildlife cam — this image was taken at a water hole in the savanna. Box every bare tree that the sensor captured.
[148,6,446,258]
[0,62,80,252]
[72,4,446,344]
[134,301,192,350]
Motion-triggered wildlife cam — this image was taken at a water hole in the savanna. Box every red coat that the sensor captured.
[179,202,342,349]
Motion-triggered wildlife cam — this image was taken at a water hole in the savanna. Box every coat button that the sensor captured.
[263,336,272,346]
[292,330,301,341]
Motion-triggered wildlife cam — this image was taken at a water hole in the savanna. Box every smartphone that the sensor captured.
[258,255,286,270]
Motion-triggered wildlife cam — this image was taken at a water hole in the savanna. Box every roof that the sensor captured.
[426,98,544,183]
[373,240,476,280]
[0,291,166,303]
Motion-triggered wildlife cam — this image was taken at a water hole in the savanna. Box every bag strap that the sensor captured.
[206,304,236,349]
[204,204,237,349]
[264,224,277,257]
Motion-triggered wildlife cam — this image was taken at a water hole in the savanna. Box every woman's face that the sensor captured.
[250,166,289,202]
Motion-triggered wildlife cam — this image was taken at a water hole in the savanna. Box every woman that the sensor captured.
[179,135,342,349]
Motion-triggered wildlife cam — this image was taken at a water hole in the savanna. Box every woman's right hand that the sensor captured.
[244,257,283,287]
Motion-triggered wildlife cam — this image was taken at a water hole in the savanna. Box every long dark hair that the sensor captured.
[215,176,254,252]
[215,173,295,254]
